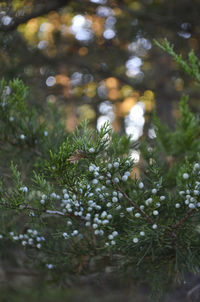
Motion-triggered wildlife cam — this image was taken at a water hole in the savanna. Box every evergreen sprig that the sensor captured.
[1,40,200,299]
[154,38,200,83]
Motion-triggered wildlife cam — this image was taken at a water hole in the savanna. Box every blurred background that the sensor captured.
[0,0,200,157]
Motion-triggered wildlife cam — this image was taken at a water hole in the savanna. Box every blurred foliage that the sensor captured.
[1,74,200,300]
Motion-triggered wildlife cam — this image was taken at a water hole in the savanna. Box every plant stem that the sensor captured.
[172,209,195,230]
[112,181,154,224]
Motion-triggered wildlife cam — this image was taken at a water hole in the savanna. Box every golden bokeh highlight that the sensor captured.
[55,74,70,98]
[120,85,134,98]
[105,77,120,101]
[78,104,96,121]
[174,78,184,91]
[84,82,97,98]
[78,47,88,56]
[13,0,157,134]
[105,77,119,89]
[91,16,105,36]
[108,88,120,100]
[140,90,155,112]
[115,96,138,117]
[65,105,78,132]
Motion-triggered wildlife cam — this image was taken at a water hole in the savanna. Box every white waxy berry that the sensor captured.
[63,232,69,239]
[194,163,200,170]
[133,237,139,243]
[89,147,95,153]
[114,162,119,168]
[126,207,133,213]
[107,163,112,169]
[101,211,107,218]
[135,213,141,218]
[138,182,144,189]
[122,175,128,182]
[118,192,123,198]
[153,210,159,216]
[20,134,25,140]
[112,231,118,237]
[145,198,152,206]
[160,196,166,201]
[19,186,28,193]
[183,173,189,179]
[92,179,98,184]
[46,264,53,269]
[51,193,57,198]
[112,197,118,203]
[89,165,95,172]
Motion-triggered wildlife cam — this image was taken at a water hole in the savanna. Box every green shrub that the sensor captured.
[1,40,200,299]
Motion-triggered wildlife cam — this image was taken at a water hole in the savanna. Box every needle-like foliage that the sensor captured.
[1,42,200,300]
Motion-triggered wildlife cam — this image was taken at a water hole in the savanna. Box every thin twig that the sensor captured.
[187,283,200,298]
[172,209,195,230]
[0,139,44,158]
[22,205,86,221]
[112,181,154,224]
[24,205,65,217]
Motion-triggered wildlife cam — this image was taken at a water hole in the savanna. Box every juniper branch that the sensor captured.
[112,181,154,224]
